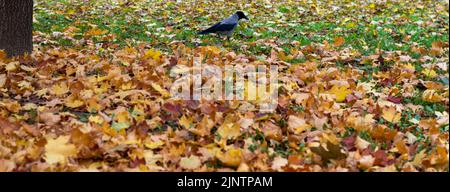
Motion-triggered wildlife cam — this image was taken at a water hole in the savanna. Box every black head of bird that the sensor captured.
[236,11,249,20]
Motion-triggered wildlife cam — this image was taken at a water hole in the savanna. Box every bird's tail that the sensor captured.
[198,30,211,35]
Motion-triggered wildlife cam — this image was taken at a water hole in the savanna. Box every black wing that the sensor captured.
[198,22,237,35]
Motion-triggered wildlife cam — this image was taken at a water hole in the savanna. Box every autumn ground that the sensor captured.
[0,0,449,172]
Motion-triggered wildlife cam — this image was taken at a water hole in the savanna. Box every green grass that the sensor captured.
[33,1,448,56]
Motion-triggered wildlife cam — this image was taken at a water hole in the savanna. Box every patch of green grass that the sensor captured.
[34,3,449,62]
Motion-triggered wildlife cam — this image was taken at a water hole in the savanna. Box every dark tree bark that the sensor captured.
[0,0,33,57]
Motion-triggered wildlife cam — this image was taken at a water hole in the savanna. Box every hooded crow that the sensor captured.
[198,11,249,37]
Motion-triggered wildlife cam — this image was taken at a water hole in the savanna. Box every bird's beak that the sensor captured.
[244,16,249,20]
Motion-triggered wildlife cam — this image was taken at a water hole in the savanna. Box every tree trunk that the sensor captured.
[0,0,33,57]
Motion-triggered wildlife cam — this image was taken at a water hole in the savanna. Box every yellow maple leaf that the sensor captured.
[131,105,145,123]
[329,85,352,102]
[86,97,102,112]
[44,136,77,164]
[65,94,84,108]
[422,89,443,103]
[51,82,69,96]
[216,148,242,167]
[85,28,107,37]
[403,63,415,71]
[143,49,162,62]
[144,140,164,149]
[422,68,438,78]
[179,115,193,129]
[217,115,240,140]
[191,116,214,137]
[88,115,104,124]
[382,107,402,124]
[151,83,170,98]
[116,110,131,124]
[412,150,426,167]
[346,114,375,132]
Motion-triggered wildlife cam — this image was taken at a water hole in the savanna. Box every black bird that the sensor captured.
[198,11,249,38]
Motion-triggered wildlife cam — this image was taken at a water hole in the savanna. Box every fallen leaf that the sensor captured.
[271,156,288,171]
[288,115,312,134]
[217,115,240,140]
[329,85,352,102]
[40,112,61,126]
[151,83,170,98]
[179,155,201,170]
[359,155,375,169]
[44,136,77,164]
[216,148,242,167]
[382,107,401,124]
[333,36,345,47]
[421,68,438,78]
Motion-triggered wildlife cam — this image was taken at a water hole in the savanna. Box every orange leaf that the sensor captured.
[333,36,345,47]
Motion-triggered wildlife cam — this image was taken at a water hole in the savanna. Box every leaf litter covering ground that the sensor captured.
[0,0,449,172]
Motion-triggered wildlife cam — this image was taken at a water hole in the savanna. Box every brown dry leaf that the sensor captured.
[0,74,6,88]
[394,139,409,155]
[0,50,6,60]
[0,117,20,134]
[191,116,214,137]
[288,115,312,134]
[40,112,61,126]
[310,141,345,162]
[261,121,283,141]
[1,1,448,172]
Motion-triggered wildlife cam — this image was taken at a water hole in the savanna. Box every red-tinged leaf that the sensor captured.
[373,150,388,166]
[162,102,182,116]
[342,135,356,151]
[0,117,20,135]
[387,95,402,104]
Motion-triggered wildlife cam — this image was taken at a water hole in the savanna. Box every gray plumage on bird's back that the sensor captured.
[198,11,249,37]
